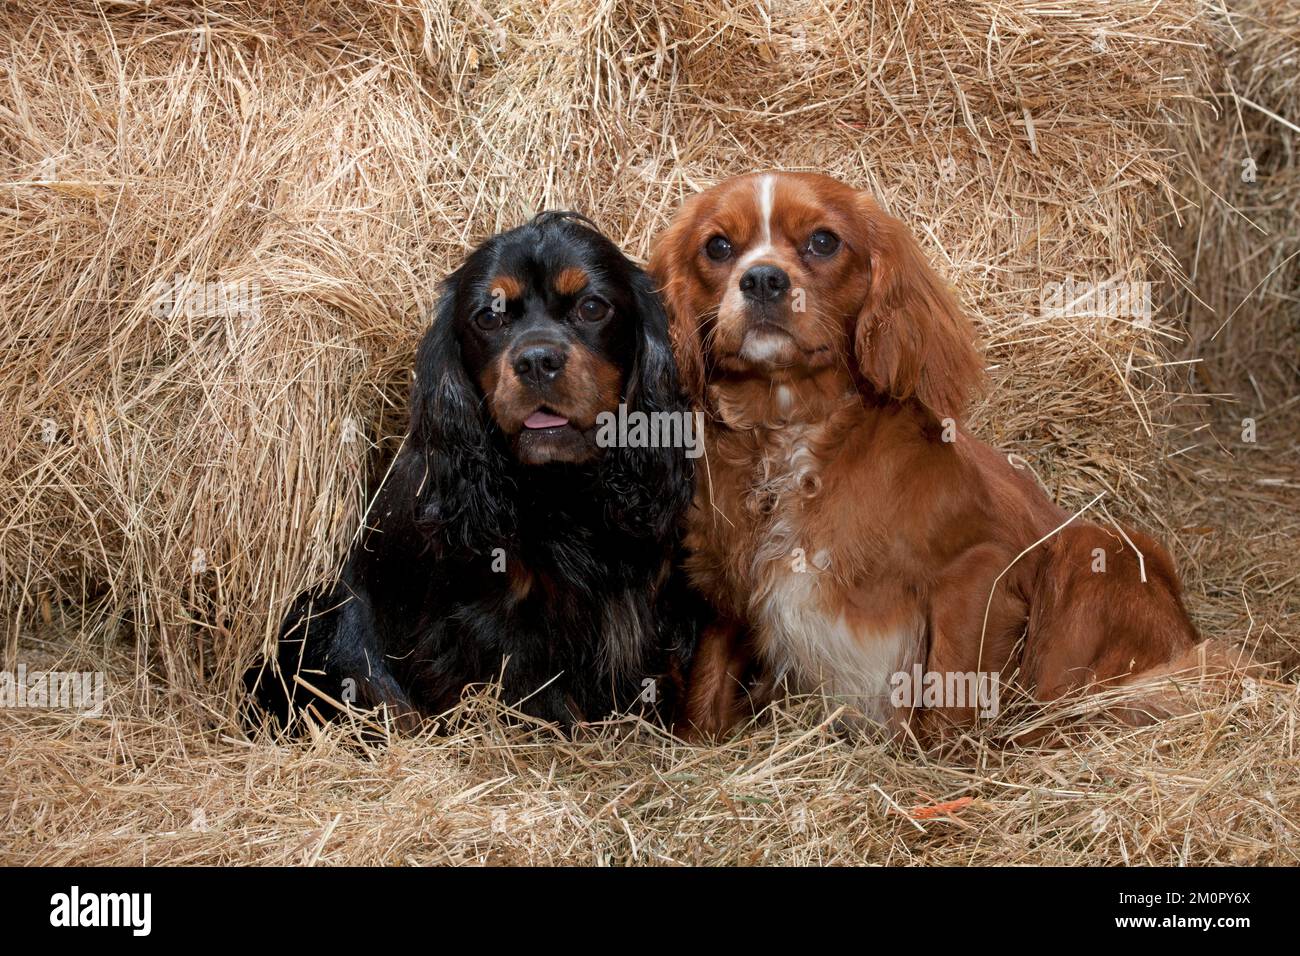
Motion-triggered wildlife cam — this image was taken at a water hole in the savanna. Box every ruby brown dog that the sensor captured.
[649,171,1225,740]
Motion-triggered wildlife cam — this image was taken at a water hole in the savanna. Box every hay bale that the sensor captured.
[1164,0,1300,670]
[0,0,1215,705]
[1173,0,1299,408]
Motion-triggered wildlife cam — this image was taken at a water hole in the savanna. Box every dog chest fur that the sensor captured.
[739,421,923,725]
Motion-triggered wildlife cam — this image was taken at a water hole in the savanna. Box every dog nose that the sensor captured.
[513,343,567,385]
[739,264,791,303]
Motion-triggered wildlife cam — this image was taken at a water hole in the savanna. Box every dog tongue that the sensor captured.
[524,411,569,429]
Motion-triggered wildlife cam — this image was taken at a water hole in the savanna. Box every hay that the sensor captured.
[1,0,1219,696]
[2,606,1295,865]
[0,0,1296,865]
[1164,0,1300,671]
[1174,0,1299,410]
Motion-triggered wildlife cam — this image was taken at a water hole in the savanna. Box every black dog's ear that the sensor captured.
[408,273,517,553]
[599,268,695,540]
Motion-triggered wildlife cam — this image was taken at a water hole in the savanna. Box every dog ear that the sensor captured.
[851,195,983,422]
[648,213,707,404]
[598,267,694,541]
[407,271,517,553]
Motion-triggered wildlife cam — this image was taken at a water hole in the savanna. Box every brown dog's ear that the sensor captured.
[647,212,706,402]
[852,195,983,421]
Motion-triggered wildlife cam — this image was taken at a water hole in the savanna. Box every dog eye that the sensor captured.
[806,230,840,257]
[704,235,733,261]
[474,308,503,331]
[576,295,611,322]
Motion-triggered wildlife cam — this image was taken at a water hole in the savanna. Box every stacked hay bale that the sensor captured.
[1174,0,1298,411]
[1165,0,1299,670]
[0,0,1214,706]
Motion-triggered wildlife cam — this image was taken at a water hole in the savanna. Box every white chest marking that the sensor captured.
[746,420,922,725]
[757,573,922,724]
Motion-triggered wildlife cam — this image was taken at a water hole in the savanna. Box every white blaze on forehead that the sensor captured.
[736,173,777,269]
[758,173,774,246]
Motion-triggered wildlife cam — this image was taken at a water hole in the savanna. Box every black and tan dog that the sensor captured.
[250,213,701,731]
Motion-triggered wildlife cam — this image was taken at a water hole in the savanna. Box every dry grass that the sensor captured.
[0,0,1296,865]
[3,496,1295,866]
[1164,0,1299,675]
[1174,0,1299,412]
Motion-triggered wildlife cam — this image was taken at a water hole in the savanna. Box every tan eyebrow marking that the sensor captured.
[554,266,589,296]
[488,274,523,301]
